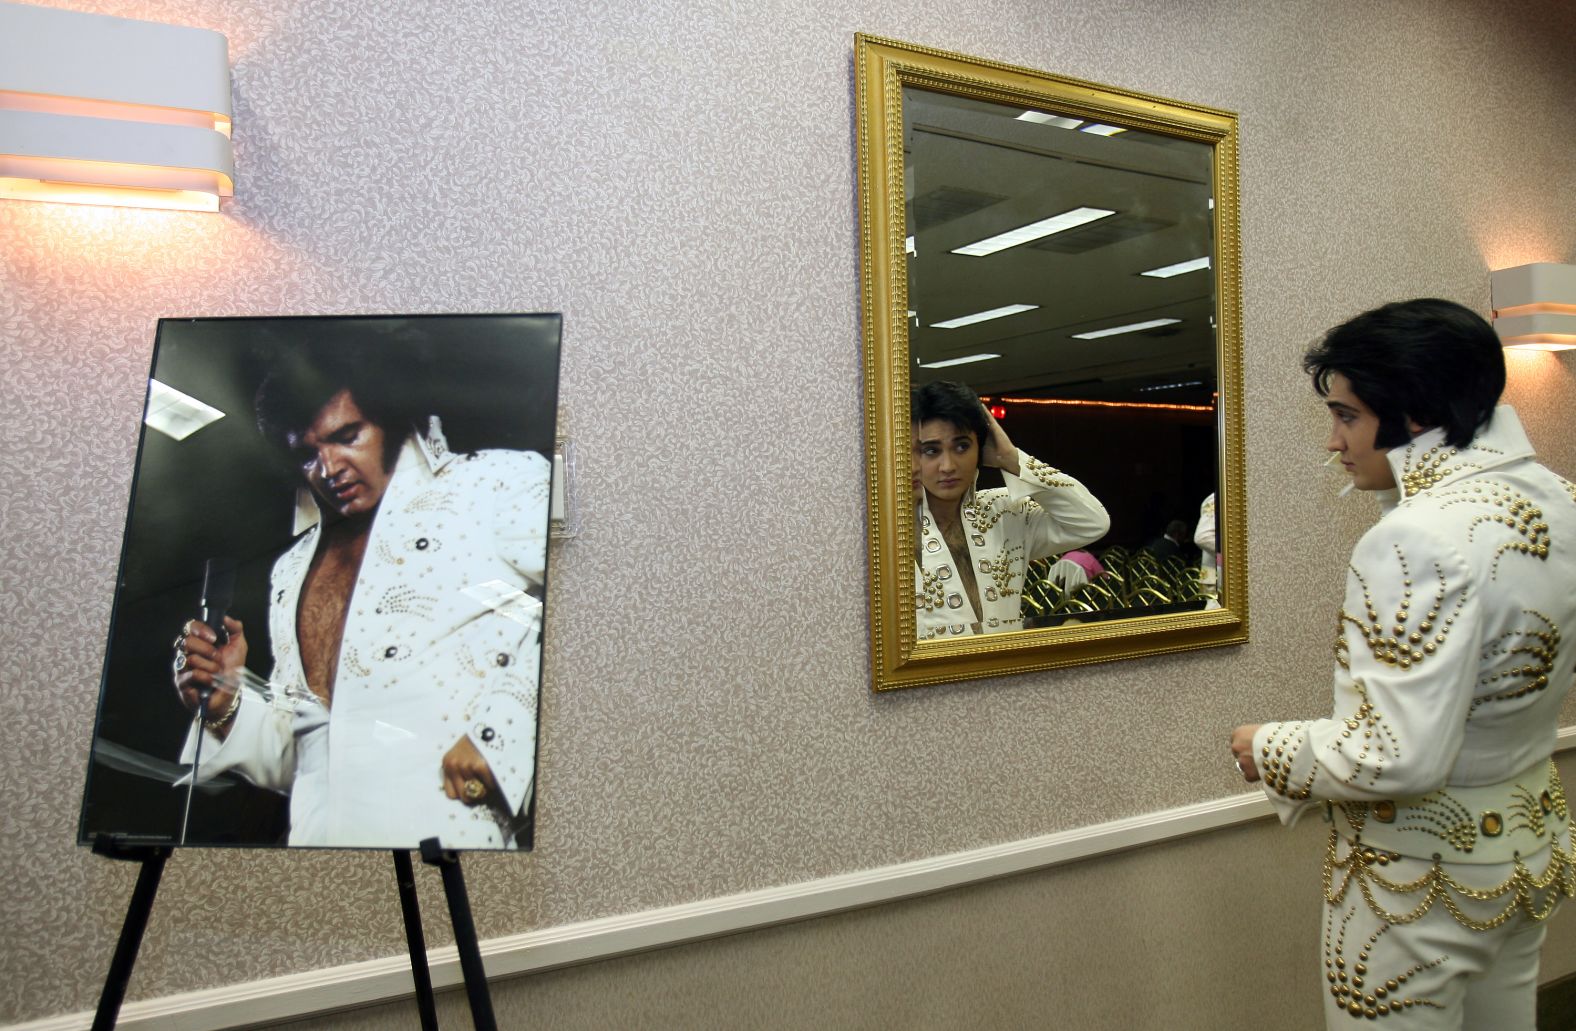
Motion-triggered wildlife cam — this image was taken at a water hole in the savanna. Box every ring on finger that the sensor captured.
[462,779,486,801]
[182,619,196,637]
[173,651,189,673]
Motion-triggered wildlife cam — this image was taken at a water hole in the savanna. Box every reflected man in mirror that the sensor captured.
[1141,519,1189,561]
[911,380,1109,638]
[172,349,549,848]
[1230,299,1576,1026]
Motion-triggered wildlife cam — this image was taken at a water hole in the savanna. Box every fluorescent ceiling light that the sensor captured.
[144,379,224,441]
[1080,124,1126,136]
[1017,111,1084,129]
[930,303,1039,329]
[951,207,1115,256]
[1140,257,1211,279]
[1071,318,1181,340]
[919,353,1001,369]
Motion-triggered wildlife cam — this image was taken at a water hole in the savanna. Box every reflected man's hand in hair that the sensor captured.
[978,404,1020,477]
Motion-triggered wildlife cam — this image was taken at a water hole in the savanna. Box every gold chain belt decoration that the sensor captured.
[1322,759,1576,932]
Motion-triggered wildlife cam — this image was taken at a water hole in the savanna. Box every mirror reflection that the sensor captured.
[904,87,1221,639]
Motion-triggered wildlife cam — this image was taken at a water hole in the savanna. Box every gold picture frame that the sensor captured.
[856,34,1247,690]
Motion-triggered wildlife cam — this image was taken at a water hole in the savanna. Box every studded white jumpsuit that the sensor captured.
[1254,407,1576,1028]
[913,452,1109,640]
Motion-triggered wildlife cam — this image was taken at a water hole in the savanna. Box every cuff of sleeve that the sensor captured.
[175,695,251,783]
[1253,721,1319,826]
[1002,453,1065,497]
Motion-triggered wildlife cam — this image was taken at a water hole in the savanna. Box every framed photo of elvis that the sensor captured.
[78,314,561,851]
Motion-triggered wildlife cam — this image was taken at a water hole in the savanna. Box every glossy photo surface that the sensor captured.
[79,314,561,850]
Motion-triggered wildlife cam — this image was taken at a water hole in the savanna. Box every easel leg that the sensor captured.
[393,851,440,1031]
[91,837,173,1031]
[419,837,496,1031]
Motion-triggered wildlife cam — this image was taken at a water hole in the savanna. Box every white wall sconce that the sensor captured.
[0,1,231,212]
[1490,262,1576,351]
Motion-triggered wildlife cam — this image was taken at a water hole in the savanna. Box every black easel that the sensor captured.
[90,838,496,1029]
[394,850,440,1031]
[420,836,497,1031]
[91,836,171,1031]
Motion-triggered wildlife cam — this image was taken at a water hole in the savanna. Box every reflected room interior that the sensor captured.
[904,87,1221,630]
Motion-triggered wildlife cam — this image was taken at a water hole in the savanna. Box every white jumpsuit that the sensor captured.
[1255,407,1576,1027]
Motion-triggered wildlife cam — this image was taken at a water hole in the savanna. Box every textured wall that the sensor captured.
[2,0,1575,1025]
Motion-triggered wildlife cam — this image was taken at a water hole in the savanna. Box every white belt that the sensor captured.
[1337,759,1568,865]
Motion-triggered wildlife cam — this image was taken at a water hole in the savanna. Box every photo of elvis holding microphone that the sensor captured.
[80,315,560,851]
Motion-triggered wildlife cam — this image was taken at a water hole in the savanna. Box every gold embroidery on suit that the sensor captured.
[1396,441,1496,498]
[1022,455,1075,488]
[978,543,1025,600]
[1343,546,1464,671]
[1324,906,1447,1019]
[1472,610,1558,712]
[1434,483,1550,577]
[916,566,946,613]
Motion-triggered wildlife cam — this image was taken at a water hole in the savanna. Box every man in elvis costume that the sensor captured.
[911,380,1109,639]
[1232,299,1575,1027]
[173,350,549,849]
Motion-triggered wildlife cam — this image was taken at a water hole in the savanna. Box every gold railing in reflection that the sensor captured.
[1021,547,1210,625]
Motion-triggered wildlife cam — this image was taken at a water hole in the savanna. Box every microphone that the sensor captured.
[182,556,235,845]
[200,558,235,646]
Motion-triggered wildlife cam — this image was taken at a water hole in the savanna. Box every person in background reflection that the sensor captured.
[1060,548,1105,582]
[1193,492,1218,600]
[1230,298,1576,1028]
[910,380,1109,638]
[1141,519,1189,561]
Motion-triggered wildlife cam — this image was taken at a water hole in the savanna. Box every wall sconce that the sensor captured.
[1490,262,1576,351]
[0,1,231,212]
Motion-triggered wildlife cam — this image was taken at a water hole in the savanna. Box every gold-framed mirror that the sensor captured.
[855,34,1247,691]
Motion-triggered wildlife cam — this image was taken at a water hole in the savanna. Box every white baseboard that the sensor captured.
[12,729,1575,1031]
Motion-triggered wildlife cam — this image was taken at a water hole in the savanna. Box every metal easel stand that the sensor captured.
[90,830,492,1029]
[90,835,172,1031]
[420,836,497,1031]
[393,849,440,1030]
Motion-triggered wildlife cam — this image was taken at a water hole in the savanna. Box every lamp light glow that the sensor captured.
[996,396,1212,413]
[1490,263,1576,351]
[0,2,232,212]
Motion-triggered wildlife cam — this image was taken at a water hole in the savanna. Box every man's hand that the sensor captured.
[978,404,1020,476]
[1230,724,1261,783]
[442,736,500,807]
[173,616,248,729]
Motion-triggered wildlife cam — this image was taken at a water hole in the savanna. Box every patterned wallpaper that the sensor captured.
[2,0,1575,1022]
